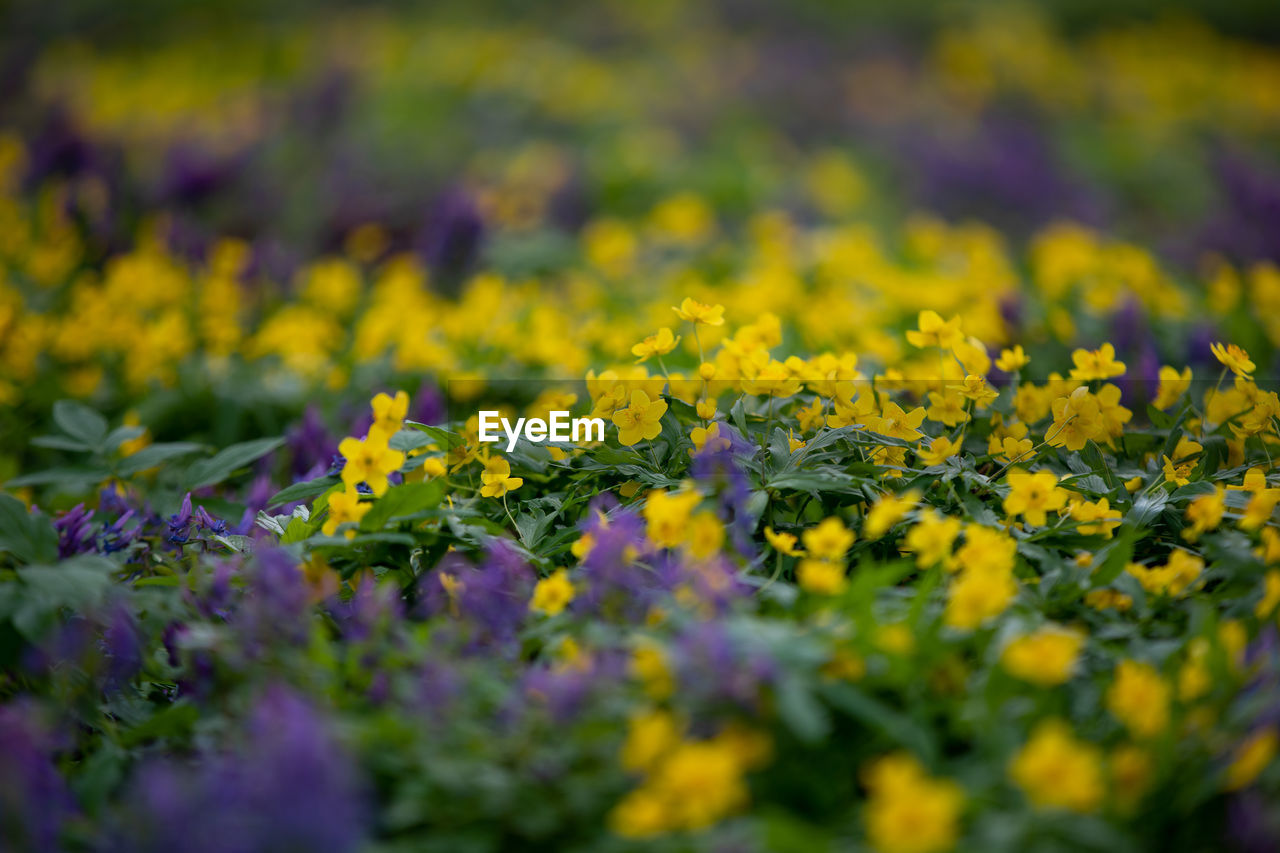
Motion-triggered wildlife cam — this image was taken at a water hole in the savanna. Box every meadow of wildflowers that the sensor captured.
[2,1,1280,851]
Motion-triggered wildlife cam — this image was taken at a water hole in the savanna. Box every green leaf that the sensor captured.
[360,481,445,531]
[0,493,59,565]
[4,467,107,489]
[52,399,109,448]
[30,435,93,452]
[184,437,284,489]
[13,555,116,638]
[103,425,147,453]
[267,474,340,508]
[406,422,465,449]
[116,442,206,477]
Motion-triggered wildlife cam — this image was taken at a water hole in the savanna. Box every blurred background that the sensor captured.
[3,0,1280,280]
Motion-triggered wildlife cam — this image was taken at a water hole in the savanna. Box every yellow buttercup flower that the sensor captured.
[802,517,856,560]
[612,389,668,446]
[1210,341,1255,378]
[529,569,575,616]
[322,487,369,538]
[918,435,961,466]
[369,390,409,438]
[1224,728,1278,791]
[1001,624,1086,686]
[864,490,920,538]
[672,297,725,326]
[995,345,1030,372]
[1009,720,1103,813]
[1067,497,1122,538]
[903,510,962,570]
[926,390,970,426]
[479,455,523,498]
[685,511,725,559]
[1106,659,1170,739]
[338,430,406,497]
[764,526,803,557]
[862,753,964,853]
[1069,343,1126,381]
[643,488,701,548]
[906,310,963,350]
[1152,365,1192,410]
[1182,486,1225,542]
[948,374,998,407]
[631,327,681,362]
[1003,468,1068,526]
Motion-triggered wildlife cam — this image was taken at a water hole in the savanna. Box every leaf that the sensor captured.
[4,467,107,489]
[267,474,340,508]
[13,555,116,639]
[0,493,59,565]
[52,399,109,448]
[104,425,147,453]
[360,481,445,531]
[774,674,830,743]
[821,682,937,761]
[405,422,465,450]
[115,442,206,477]
[184,437,284,489]
[30,435,93,452]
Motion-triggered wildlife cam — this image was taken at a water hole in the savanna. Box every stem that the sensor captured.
[991,414,1077,481]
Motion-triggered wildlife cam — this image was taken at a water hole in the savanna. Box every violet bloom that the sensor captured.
[417,541,534,654]
[236,548,312,653]
[418,185,485,283]
[112,686,368,853]
[0,703,75,852]
[100,601,143,693]
[576,498,661,623]
[691,426,759,559]
[53,503,96,557]
[672,619,777,711]
[286,405,338,480]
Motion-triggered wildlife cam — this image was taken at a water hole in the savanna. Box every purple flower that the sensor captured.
[54,503,96,557]
[112,686,368,853]
[0,702,75,852]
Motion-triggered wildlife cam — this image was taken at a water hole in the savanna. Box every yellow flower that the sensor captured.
[322,487,369,538]
[926,390,969,426]
[862,753,964,853]
[797,558,847,595]
[1085,588,1133,611]
[632,327,681,362]
[685,511,724,559]
[1230,466,1270,494]
[689,420,730,454]
[1003,468,1068,526]
[1009,720,1104,813]
[1001,624,1086,686]
[1182,485,1225,542]
[612,389,668,446]
[1069,343,1126,381]
[918,435,961,466]
[1046,386,1105,452]
[479,455,523,498]
[646,739,749,829]
[1242,488,1280,532]
[906,310,963,350]
[621,709,683,773]
[1067,497,1122,538]
[864,401,927,442]
[1152,366,1192,410]
[630,643,674,699]
[764,526,803,557]
[338,431,406,497]
[1256,570,1280,619]
[948,374,999,407]
[672,297,725,326]
[1125,550,1203,597]
[1211,342,1255,378]
[955,525,1017,575]
[996,345,1030,372]
[529,569,574,616]
[903,510,962,570]
[1224,728,1278,791]
[945,564,1018,631]
[1106,660,1170,739]
[643,489,701,548]
[802,517,856,560]
[370,390,409,438]
[865,490,920,539]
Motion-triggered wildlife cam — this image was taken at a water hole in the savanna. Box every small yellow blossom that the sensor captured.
[479,455,523,498]
[906,310,963,350]
[1152,366,1192,410]
[1211,342,1255,378]
[370,390,409,438]
[802,517,856,560]
[632,327,681,362]
[764,526,803,557]
[865,490,919,538]
[862,753,964,853]
[529,569,575,616]
[322,487,369,538]
[1069,343,1126,381]
[672,297,725,326]
[1106,660,1170,738]
[996,345,1030,372]
[643,489,701,548]
[1001,624,1086,686]
[1182,486,1225,542]
[1224,728,1278,791]
[613,389,668,446]
[1010,720,1103,813]
[1003,468,1069,526]
[918,435,961,466]
[903,511,962,570]
[338,431,406,497]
